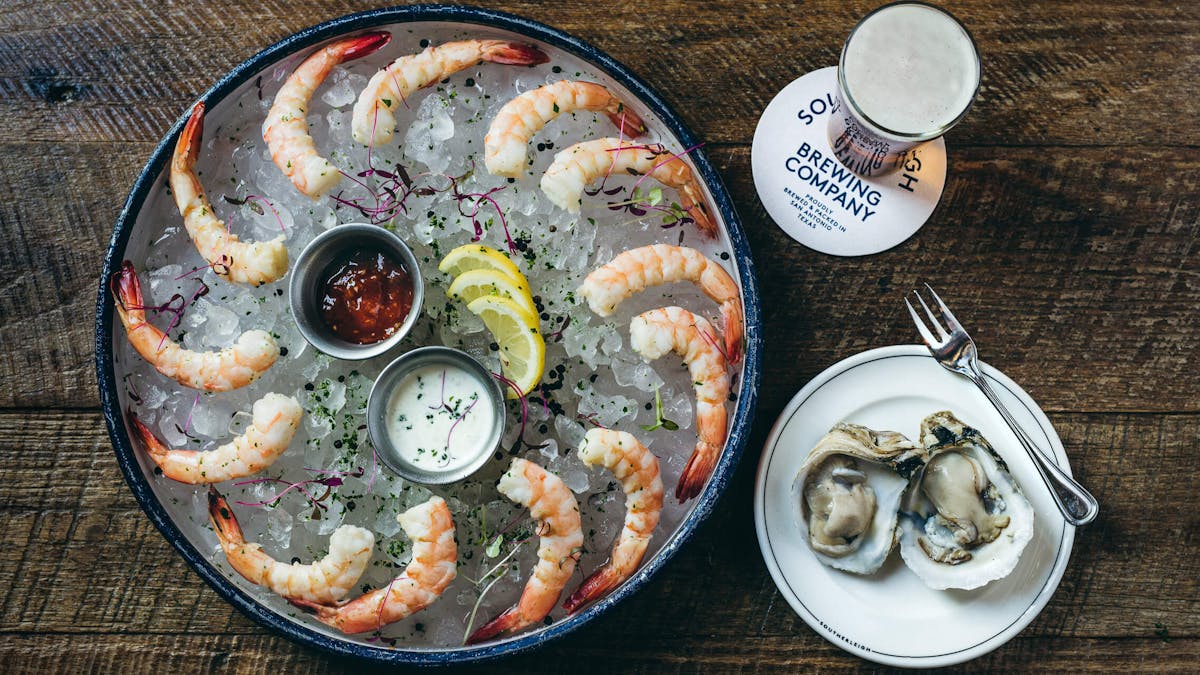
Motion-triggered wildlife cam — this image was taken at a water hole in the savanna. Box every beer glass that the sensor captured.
[827,2,980,177]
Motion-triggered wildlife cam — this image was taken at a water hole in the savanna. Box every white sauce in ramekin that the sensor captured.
[385,363,495,471]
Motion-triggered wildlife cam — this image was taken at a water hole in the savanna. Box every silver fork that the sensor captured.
[905,285,1099,526]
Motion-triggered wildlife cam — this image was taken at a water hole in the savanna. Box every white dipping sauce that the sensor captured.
[385,363,495,471]
[842,3,979,135]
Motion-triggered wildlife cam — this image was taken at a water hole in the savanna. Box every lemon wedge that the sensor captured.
[438,244,531,295]
[448,268,538,317]
[467,295,545,397]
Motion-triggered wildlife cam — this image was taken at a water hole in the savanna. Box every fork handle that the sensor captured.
[968,373,1099,526]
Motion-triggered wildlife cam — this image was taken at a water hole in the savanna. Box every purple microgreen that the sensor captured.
[174,254,234,281]
[302,466,365,479]
[628,141,705,193]
[693,319,730,363]
[428,370,448,410]
[545,315,570,342]
[493,371,548,452]
[443,397,480,461]
[376,575,399,632]
[232,465,353,511]
[126,278,210,350]
[576,412,607,429]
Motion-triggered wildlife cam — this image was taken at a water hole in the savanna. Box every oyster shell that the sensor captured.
[899,411,1035,590]
[793,423,926,575]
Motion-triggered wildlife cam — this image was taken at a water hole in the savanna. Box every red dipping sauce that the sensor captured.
[320,248,414,344]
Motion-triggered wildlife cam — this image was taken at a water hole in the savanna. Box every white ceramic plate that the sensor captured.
[754,345,1074,667]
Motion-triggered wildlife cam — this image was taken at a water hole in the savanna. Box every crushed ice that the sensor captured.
[114,29,742,650]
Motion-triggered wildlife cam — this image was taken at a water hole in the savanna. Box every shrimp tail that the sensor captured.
[288,597,342,624]
[337,31,391,62]
[605,106,648,138]
[721,298,744,365]
[562,565,621,614]
[465,606,522,645]
[129,411,171,467]
[680,183,717,238]
[177,102,205,171]
[207,486,247,547]
[110,260,142,313]
[481,41,550,66]
[675,441,719,502]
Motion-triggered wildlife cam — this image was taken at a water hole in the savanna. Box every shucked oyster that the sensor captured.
[794,423,926,575]
[899,411,1034,590]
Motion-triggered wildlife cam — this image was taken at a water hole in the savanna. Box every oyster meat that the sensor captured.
[794,423,926,575]
[899,411,1035,590]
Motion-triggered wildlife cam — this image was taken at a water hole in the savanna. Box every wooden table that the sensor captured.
[2,1,1197,671]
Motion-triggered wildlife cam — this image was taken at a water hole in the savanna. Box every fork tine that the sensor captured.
[924,284,964,333]
[905,297,941,347]
[913,290,949,340]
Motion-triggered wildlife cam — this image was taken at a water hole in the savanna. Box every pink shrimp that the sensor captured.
[172,102,289,286]
[352,39,549,147]
[264,31,391,198]
[563,429,662,613]
[129,393,302,484]
[485,81,647,177]
[540,138,716,237]
[208,487,373,604]
[292,497,457,634]
[111,261,278,392]
[629,307,730,501]
[579,244,743,363]
[466,458,582,643]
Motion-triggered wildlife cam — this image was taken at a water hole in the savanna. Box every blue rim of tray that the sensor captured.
[94,4,761,665]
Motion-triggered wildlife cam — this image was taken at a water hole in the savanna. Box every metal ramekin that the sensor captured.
[366,346,506,484]
[288,223,424,361]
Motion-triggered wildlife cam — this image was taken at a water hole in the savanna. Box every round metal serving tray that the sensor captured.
[96,4,761,665]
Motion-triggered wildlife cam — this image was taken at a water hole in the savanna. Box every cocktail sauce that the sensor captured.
[320,248,414,344]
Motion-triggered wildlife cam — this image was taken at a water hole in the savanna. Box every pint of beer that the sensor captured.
[828,2,980,177]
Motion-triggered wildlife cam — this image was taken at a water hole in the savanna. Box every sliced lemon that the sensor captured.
[438,244,531,294]
[467,295,544,398]
[448,268,538,316]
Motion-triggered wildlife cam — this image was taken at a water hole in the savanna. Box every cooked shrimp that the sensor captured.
[112,261,278,392]
[129,393,302,484]
[264,31,391,199]
[352,40,549,147]
[579,244,743,364]
[466,458,583,643]
[629,307,729,502]
[540,137,716,237]
[293,497,457,634]
[208,487,373,604]
[172,102,289,286]
[484,81,647,177]
[563,429,662,613]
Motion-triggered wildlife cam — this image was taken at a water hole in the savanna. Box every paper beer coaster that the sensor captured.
[751,67,947,257]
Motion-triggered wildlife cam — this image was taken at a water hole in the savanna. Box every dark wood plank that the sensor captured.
[0,141,148,409]
[0,633,1193,673]
[0,1,1194,146]
[4,144,1199,411]
[1,0,1197,671]
[1,411,1195,641]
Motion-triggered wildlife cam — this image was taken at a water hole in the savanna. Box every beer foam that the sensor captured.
[841,3,979,137]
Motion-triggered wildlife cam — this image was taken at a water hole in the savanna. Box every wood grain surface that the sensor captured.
[1,0,1197,672]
